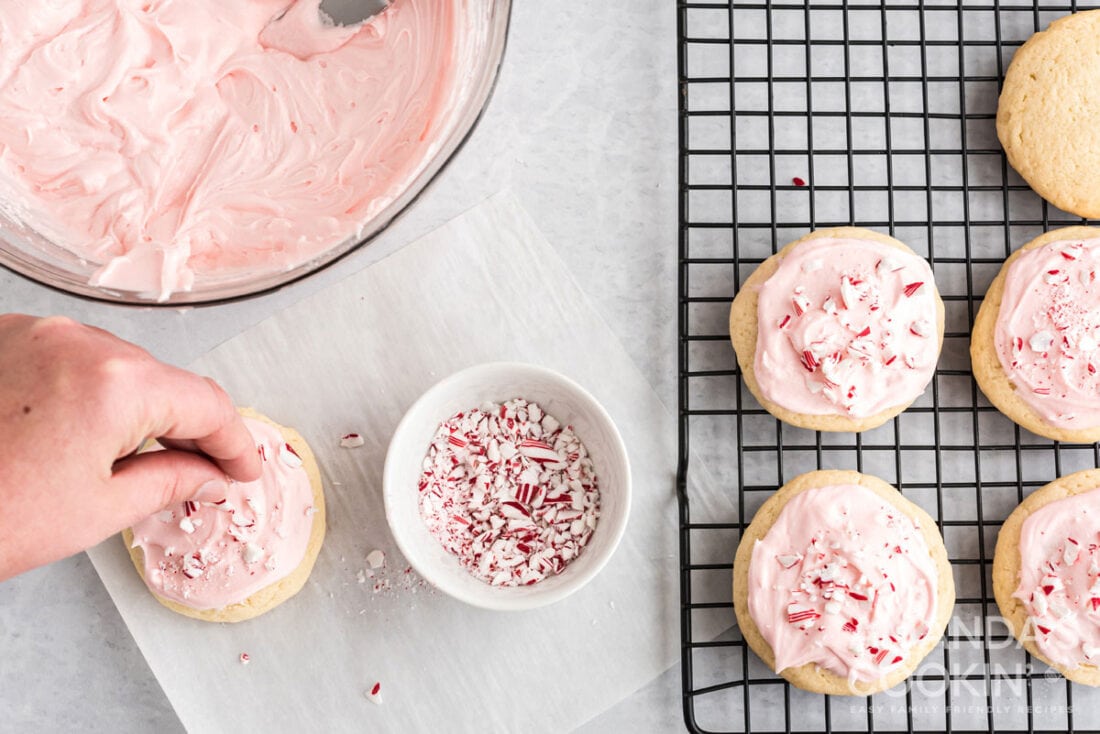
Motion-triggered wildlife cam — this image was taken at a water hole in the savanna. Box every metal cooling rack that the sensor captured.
[677,2,1100,732]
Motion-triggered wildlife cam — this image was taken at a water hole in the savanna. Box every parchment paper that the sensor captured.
[87,193,714,732]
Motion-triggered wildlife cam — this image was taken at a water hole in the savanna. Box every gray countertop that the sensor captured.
[0,3,684,731]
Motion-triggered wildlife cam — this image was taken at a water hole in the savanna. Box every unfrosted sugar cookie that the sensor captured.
[123,409,326,623]
[732,470,954,696]
[994,468,1100,686]
[998,10,1100,218]
[729,227,944,432]
[972,226,1100,442]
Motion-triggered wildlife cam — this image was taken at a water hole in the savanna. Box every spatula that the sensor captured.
[319,0,390,26]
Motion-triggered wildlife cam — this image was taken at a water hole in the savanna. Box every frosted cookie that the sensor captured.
[993,469,1100,685]
[998,10,1100,218]
[123,409,326,623]
[729,227,944,432]
[733,470,954,696]
[972,227,1100,443]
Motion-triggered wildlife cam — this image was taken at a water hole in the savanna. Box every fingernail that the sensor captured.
[192,478,229,503]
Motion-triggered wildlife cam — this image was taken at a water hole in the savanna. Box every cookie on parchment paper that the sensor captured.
[123,409,326,623]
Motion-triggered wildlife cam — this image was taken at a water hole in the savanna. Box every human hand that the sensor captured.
[0,314,261,580]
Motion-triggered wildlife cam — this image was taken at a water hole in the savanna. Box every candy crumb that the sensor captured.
[365,682,383,705]
[366,549,385,569]
[280,442,303,468]
[340,432,365,448]
[239,653,250,666]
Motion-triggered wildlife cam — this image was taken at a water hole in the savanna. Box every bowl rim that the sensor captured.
[382,361,632,611]
[0,0,513,307]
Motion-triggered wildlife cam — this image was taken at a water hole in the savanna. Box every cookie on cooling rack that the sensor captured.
[729,227,944,432]
[994,468,1100,686]
[732,470,954,696]
[971,226,1100,443]
[123,409,326,623]
[998,10,1100,218]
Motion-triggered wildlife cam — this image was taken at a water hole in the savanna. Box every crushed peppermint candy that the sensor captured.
[181,553,205,579]
[239,652,251,665]
[776,553,802,569]
[909,319,932,338]
[1029,330,1054,354]
[902,281,925,298]
[365,681,383,705]
[242,542,264,564]
[279,442,303,468]
[417,398,600,587]
[366,549,386,569]
[876,256,906,276]
[340,432,365,448]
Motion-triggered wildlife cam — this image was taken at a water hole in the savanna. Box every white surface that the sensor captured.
[0,3,679,731]
[86,195,684,733]
[383,361,631,611]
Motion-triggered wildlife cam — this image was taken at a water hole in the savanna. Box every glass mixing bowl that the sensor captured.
[0,0,510,305]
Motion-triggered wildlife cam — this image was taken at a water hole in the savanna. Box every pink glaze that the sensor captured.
[994,238,1100,429]
[1015,487,1100,668]
[747,484,939,685]
[129,417,316,610]
[0,0,457,299]
[753,238,939,417]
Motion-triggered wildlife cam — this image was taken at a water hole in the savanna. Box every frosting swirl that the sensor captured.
[753,237,939,417]
[0,0,458,299]
[129,416,316,610]
[747,484,939,685]
[1015,487,1100,669]
[994,238,1100,429]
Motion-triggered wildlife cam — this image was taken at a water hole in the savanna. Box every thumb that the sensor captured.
[109,449,230,527]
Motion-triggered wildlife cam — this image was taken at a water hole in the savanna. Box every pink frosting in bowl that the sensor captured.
[752,237,940,418]
[994,238,1100,430]
[0,0,509,302]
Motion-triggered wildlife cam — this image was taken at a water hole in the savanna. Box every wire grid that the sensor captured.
[677,2,1100,732]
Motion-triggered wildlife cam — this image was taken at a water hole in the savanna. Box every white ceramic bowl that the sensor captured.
[383,362,631,611]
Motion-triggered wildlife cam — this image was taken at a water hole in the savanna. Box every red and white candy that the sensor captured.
[417,399,600,587]
[340,432,365,448]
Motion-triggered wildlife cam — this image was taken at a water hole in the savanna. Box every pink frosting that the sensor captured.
[994,238,1100,429]
[747,484,939,686]
[752,238,939,417]
[0,0,457,299]
[129,417,317,610]
[1014,487,1100,668]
